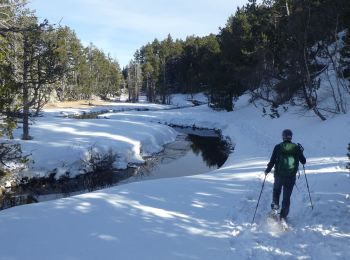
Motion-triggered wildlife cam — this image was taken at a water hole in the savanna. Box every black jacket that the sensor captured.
[266,141,306,174]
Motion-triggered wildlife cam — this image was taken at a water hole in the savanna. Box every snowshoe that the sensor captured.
[268,208,279,221]
[280,217,289,231]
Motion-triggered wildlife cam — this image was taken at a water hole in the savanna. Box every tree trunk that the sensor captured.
[301,83,326,121]
[22,35,31,140]
[300,9,326,122]
[226,91,233,112]
[162,60,167,104]
[285,0,290,16]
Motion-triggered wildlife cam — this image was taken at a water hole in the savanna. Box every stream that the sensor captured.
[122,126,231,183]
[0,126,232,209]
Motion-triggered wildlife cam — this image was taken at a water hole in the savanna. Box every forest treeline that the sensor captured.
[127,0,350,118]
[0,0,123,141]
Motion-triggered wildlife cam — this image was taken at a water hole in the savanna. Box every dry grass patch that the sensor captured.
[44,100,114,109]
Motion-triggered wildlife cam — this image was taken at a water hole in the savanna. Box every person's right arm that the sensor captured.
[298,147,306,165]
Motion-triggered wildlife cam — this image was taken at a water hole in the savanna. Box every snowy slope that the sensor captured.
[12,104,178,178]
[0,94,349,260]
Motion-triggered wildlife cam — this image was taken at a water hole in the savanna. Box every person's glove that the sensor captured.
[264,169,269,175]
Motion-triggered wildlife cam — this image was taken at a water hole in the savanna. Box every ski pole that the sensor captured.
[252,173,267,224]
[303,164,314,210]
[294,181,300,192]
[294,170,301,191]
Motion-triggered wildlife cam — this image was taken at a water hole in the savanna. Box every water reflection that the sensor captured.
[124,127,232,182]
[188,134,230,168]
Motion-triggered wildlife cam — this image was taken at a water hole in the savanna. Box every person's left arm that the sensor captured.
[265,145,279,174]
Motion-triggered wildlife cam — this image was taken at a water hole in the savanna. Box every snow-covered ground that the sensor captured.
[16,107,178,177]
[0,93,349,260]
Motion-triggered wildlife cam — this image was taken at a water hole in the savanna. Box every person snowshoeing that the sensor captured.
[264,129,306,222]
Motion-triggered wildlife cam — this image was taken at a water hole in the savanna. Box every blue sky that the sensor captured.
[28,0,248,67]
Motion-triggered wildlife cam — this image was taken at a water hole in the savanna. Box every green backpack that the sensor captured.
[275,142,299,176]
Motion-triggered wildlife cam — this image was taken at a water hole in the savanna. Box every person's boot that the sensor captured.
[271,203,280,210]
[280,215,287,222]
[270,203,280,219]
[279,208,288,221]
[280,215,288,230]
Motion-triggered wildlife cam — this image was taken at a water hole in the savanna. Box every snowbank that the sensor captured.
[0,94,349,260]
[14,104,178,178]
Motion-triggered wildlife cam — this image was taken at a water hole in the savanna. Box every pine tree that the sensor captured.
[126,60,142,102]
[340,30,350,80]
[20,19,64,139]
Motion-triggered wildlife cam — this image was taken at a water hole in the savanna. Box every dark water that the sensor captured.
[122,127,232,183]
[188,132,230,168]
[0,127,232,209]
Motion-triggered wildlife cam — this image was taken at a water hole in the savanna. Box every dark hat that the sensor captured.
[282,129,293,140]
